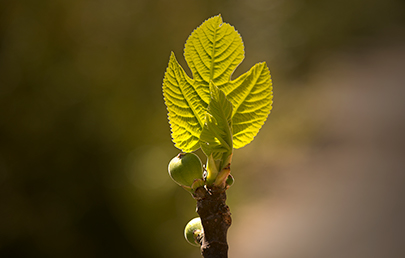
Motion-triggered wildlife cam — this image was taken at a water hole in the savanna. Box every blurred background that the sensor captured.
[1,0,404,257]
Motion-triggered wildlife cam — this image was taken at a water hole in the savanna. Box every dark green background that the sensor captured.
[1,0,404,257]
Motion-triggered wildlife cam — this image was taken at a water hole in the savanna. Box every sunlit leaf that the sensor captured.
[162,53,207,152]
[163,14,272,153]
[200,82,233,160]
[184,15,244,103]
[221,62,273,148]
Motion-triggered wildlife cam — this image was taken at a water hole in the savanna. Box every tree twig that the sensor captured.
[194,186,232,258]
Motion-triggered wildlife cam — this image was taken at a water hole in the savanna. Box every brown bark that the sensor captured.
[194,186,232,258]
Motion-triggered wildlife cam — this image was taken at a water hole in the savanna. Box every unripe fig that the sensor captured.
[184,217,203,246]
[168,153,203,187]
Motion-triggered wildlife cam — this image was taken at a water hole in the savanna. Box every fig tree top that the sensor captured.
[163,14,273,157]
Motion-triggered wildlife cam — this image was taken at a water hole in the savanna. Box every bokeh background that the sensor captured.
[1,0,405,257]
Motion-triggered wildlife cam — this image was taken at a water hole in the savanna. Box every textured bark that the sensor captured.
[194,186,232,258]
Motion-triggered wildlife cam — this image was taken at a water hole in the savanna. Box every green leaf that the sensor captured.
[221,62,273,149]
[199,82,233,160]
[162,53,207,152]
[163,14,273,152]
[184,15,244,103]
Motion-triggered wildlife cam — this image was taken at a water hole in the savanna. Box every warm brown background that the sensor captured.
[1,0,404,257]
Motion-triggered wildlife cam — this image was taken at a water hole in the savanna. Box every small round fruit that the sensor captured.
[168,153,203,187]
[184,217,203,246]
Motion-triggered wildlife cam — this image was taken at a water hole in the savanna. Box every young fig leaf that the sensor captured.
[224,62,273,148]
[163,14,272,152]
[200,82,233,161]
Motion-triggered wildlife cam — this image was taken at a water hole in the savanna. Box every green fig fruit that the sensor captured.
[168,153,203,187]
[184,217,203,246]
